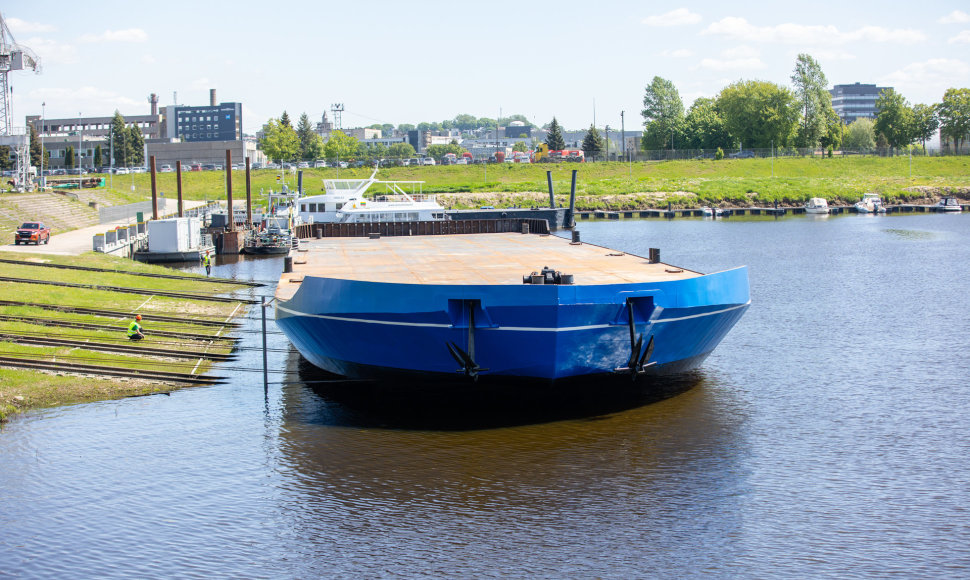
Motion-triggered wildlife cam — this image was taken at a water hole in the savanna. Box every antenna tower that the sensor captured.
[330,103,344,130]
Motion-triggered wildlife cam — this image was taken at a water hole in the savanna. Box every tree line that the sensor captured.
[637,54,970,156]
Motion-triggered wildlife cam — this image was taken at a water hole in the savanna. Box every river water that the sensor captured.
[2,213,969,578]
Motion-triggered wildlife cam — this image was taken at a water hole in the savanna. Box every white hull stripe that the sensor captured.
[276,301,750,332]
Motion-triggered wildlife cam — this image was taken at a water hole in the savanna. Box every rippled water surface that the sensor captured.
[2,213,969,578]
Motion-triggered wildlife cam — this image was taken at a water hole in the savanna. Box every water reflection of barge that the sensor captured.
[275,221,749,386]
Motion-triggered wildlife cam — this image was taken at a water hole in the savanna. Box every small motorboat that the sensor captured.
[854,193,884,214]
[700,207,723,217]
[935,197,963,212]
[805,198,829,214]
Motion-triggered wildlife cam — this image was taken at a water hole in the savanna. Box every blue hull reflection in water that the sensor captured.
[2,213,970,577]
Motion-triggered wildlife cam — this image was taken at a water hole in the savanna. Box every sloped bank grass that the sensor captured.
[0,250,252,422]
[92,156,970,210]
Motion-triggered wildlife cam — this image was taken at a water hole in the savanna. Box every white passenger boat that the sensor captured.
[805,198,829,214]
[935,197,963,212]
[297,167,448,224]
[700,207,722,217]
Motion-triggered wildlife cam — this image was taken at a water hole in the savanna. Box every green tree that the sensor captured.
[426,143,467,161]
[127,126,145,166]
[64,145,75,169]
[641,76,685,150]
[874,88,914,154]
[366,142,388,161]
[910,103,940,151]
[381,124,394,135]
[397,123,416,133]
[843,118,876,150]
[297,113,324,160]
[477,118,497,131]
[453,114,478,131]
[0,146,11,171]
[545,117,565,150]
[323,130,360,162]
[791,53,834,149]
[818,109,844,152]
[387,142,416,159]
[280,111,292,128]
[937,88,970,152]
[29,124,43,168]
[682,97,729,149]
[259,118,300,164]
[94,144,103,168]
[717,80,799,149]
[581,124,604,159]
[109,111,131,167]
[512,141,529,153]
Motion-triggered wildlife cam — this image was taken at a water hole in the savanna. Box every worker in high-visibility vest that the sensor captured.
[202,252,211,276]
[127,314,145,341]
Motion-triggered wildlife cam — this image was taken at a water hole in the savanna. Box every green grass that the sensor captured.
[81,156,970,211]
[0,251,250,422]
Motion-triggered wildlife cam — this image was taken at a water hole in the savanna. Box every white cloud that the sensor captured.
[190,78,212,90]
[142,54,157,64]
[22,37,78,65]
[807,49,856,61]
[7,17,55,34]
[661,48,693,58]
[939,10,970,24]
[79,29,148,43]
[948,30,970,44]
[881,59,970,92]
[28,86,142,117]
[722,45,759,59]
[642,8,701,27]
[696,57,766,71]
[703,17,925,45]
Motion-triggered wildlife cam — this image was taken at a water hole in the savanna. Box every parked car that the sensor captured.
[422,158,436,166]
[160,164,174,173]
[313,160,327,168]
[115,167,130,175]
[729,150,755,159]
[297,161,310,169]
[338,161,348,168]
[15,222,51,245]
[190,164,202,171]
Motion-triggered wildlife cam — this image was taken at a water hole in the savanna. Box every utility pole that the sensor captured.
[620,110,625,161]
[605,125,610,162]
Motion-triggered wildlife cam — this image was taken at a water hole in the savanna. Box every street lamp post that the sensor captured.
[40,102,45,188]
[78,112,83,191]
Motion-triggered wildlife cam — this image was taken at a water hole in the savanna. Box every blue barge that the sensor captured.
[275,231,749,385]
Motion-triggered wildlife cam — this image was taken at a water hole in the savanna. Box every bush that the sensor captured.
[715,147,724,160]
[827,145,833,158]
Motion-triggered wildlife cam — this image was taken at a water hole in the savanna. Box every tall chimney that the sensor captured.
[210,89,217,106]
[149,93,158,116]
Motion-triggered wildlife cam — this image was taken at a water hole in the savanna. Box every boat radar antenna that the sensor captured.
[0,11,41,192]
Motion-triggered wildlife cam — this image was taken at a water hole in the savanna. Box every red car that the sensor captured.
[15,222,51,245]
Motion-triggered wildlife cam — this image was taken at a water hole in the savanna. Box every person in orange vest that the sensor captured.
[127,314,145,341]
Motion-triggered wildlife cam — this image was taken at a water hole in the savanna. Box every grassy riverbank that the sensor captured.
[83,156,970,210]
[0,251,252,422]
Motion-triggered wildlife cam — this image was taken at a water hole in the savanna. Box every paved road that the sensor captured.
[3,199,208,256]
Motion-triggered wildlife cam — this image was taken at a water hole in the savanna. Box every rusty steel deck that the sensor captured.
[276,233,700,300]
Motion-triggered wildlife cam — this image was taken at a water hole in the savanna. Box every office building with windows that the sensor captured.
[830,83,892,124]
[164,102,242,142]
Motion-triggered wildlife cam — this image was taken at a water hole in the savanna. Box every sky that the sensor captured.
[4,0,970,135]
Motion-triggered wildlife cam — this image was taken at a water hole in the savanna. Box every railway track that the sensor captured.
[0,277,259,304]
[0,258,264,287]
[0,332,236,361]
[0,314,238,342]
[0,355,225,385]
[0,300,243,327]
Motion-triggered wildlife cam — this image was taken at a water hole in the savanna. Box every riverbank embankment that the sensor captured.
[0,251,255,422]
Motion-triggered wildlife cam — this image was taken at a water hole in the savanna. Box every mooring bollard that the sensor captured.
[649,248,660,263]
[571,230,581,245]
[283,255,293,273]
[521,222,530,235]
